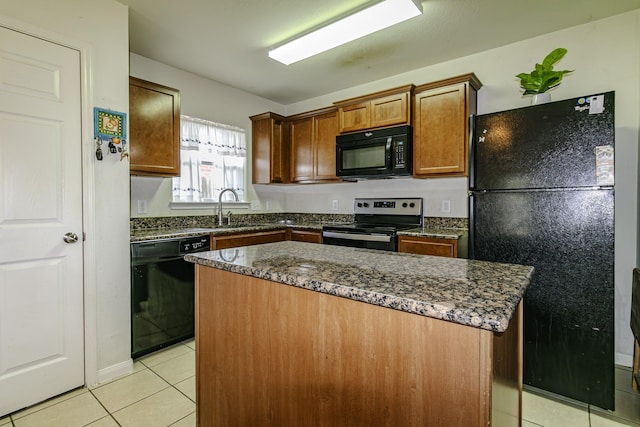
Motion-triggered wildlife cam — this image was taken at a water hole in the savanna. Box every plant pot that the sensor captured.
[532,93,551,105]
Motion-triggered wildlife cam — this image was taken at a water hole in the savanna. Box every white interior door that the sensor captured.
[0,26,84,416]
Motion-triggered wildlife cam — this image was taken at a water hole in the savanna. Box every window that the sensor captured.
[172,115,246,203]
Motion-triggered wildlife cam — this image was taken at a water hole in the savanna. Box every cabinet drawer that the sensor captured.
[212,230,287,249]
[398,236,458,258]
[288,229,322,244]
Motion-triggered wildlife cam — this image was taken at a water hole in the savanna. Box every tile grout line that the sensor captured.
[87,388,122,427]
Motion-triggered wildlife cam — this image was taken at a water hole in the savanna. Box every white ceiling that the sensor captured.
[116,0,640,105]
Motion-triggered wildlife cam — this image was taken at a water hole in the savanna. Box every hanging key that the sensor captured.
[95,137,103,160]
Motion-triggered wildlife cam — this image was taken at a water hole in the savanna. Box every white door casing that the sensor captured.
[0,26,84,416]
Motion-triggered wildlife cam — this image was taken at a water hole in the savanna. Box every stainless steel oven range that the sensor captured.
[130,235,210,358]
[322,198,423,251]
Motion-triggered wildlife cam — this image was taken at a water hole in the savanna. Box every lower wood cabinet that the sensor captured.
[398,235,459,258]
[287,229,322,244]
[211,230,287,250]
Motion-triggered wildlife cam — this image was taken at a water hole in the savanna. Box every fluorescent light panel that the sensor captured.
[269,0,423,65]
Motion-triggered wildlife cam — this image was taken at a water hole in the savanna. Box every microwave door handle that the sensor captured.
[386,138,393,168]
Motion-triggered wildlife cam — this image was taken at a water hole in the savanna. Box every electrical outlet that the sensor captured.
[441,200,451,213]
[137,199,147,214]
[251,200,260,210]
[332,200,339,211]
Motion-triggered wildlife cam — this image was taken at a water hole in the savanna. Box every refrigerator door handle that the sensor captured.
[468,191,475,259]
[469,114,476,189]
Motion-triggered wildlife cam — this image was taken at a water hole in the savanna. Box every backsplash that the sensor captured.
[423,217,468,230]
[130,213,354,231]
[130,214,467,232]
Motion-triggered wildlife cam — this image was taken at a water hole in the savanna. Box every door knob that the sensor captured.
[63,232,79,244]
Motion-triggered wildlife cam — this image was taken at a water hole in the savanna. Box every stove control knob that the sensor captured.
[410,202,415,208]
[402,202,408,208]
[363,202,369,208]
[357,202,363,207]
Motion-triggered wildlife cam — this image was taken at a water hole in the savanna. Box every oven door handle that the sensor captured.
[322,231,392,243]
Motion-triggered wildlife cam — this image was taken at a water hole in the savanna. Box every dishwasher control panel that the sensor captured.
[180,236,210,254]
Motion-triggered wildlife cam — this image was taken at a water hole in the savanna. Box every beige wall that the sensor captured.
[0,0,130,384]
[131,11,640,365]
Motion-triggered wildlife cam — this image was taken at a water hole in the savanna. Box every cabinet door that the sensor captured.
[398,236,458,258]
[290,118,314,182]
[251,113,289,184]
[413,83,468,177]
[338,102,370,133]
[370,92,409,129]
[271,120,288,183]
[252,117,272,184]
[313,111,339,181]
[129,77,181,176]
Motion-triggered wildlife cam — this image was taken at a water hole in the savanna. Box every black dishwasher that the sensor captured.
[130,235,210,358]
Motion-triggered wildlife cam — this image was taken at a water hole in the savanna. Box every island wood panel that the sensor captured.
[196,267,521,426]
[492,302,523,426]
[211,230,286,250]
[398,235,458,257]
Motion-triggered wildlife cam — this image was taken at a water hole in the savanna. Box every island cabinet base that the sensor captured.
[195,266,522,427]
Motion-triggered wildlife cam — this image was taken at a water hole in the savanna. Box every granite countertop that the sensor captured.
[186,241,533,332]
[130,222,326,242]
[131,222,466,242]
[398,227,467,239]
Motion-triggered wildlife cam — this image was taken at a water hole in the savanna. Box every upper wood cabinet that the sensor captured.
[129,77,181,177]
[334,85,414,133]
[413,73,482,178]
[289,107,340,183]
[250,112,289,184]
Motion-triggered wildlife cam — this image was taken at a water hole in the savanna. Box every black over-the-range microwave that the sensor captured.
[335,125,412,179]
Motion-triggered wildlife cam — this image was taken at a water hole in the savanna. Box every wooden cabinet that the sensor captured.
[129,77,181,176]
[398,235,459,258]
[334,85,414,133]
[289,107,340,183]
[196,266,522,426]
[211,230,287,250]
[288,229,322,244]
[413,73,482,178]
[250,112,289,184]
[289,117,313,182]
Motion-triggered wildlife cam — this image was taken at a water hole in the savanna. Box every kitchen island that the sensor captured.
[186,241,534,426]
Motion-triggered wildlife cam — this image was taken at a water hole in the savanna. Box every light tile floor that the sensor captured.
[1,339,639,426]
[1,340,196,427]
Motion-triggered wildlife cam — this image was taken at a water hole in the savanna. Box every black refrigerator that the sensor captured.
[469,92,615,410]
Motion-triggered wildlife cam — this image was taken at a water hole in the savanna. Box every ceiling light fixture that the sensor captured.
[268,0,423,65]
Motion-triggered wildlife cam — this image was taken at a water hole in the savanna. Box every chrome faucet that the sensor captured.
[218,188,239,226]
